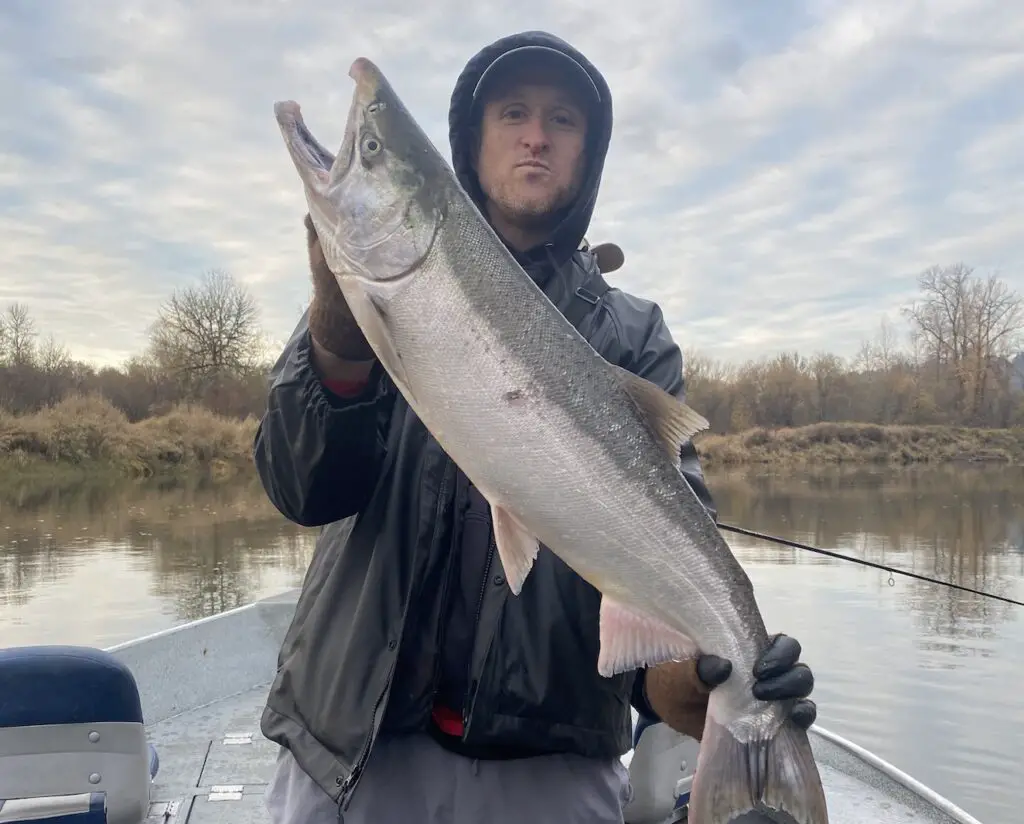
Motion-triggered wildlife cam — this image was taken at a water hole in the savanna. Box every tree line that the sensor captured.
[0,270,275,422]
[684,264,1024,432]
[1,263,1022,432]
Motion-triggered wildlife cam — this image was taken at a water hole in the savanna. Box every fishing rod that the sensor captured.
[717,522,1024,608]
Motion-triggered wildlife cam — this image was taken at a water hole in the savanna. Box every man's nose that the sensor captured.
[519,116,550,150]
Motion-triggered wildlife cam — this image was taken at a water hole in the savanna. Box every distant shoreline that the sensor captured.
[695,422,1024,467]
[3,396,1023,479]
[0,395,256,482]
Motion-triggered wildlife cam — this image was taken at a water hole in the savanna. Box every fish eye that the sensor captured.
[361,133,383,156]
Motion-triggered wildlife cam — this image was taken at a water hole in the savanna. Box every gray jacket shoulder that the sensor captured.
[571,250,686,399]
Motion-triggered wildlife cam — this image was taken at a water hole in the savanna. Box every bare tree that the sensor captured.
[809,352,846,421]
[903,264,1023,422]
[0,302,38,368]
[148,269,264,397]
[856,315,903,373]
[757,352,811,427]
[965,272,1024,420]
[34,334,74,407]
[37,334,72,374]
[902,264,974,415]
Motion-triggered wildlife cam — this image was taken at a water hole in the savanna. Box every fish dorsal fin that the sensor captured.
[612,364,710,461]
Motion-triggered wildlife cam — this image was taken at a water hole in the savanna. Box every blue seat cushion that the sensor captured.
[0,646,143,729]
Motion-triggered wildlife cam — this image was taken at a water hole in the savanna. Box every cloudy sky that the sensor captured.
[3,0,1022,367]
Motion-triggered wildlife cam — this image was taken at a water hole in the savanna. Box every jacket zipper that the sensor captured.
[337,670,391,819]
[461,529,496,731]
[337,457,456,817]
[428,471,465,699]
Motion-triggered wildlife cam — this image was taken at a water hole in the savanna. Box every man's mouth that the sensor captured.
[515,160,549,171]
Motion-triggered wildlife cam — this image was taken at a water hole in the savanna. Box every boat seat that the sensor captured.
[624,716,777,824]
[0,646,156,824]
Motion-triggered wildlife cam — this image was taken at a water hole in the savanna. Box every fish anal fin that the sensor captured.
[598,596,698,677]
[490,503,540,596]
[611,364,710,462]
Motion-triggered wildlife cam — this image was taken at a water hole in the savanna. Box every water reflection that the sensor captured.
[0,471,316,644]
[1,463,1021,822]
[705,464,1024,823]
[708,464,1024,658]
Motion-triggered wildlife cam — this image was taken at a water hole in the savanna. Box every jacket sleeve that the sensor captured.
[609,293,718,523]
[253,309,395,527]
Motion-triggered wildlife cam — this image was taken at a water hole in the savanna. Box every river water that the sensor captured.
[1,464,1021,823]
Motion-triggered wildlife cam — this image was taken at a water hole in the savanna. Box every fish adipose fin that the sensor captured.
[611,364,710,461]
[597,596,697,677]
[690,711,830,824]
[490,504,540,596]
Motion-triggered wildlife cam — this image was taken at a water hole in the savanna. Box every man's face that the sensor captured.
[473,79,589,232]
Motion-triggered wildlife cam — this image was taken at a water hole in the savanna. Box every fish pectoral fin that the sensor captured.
[611,364,710,462]
[598,596,698,677]
[490,503,540,596]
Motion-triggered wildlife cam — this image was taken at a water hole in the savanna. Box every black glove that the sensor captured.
[695,633,817,729]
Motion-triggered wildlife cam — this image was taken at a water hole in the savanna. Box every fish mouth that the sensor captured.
[273,101,338,183]
[273,77,364,231]
[274,58,384,193]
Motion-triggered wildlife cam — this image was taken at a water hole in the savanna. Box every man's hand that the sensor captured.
[644,633,817,741]
[305,213,376,364]
[696,633,817,729]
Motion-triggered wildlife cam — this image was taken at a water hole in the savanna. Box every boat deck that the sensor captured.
[146,683,276,823]
[107,589,979,824]
[143,680,964,824]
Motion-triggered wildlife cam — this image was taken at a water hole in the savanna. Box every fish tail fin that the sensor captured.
[688,705,829,824]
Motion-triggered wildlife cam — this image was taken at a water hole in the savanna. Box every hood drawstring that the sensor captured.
[517,241,563,291]
[543,242,560,278]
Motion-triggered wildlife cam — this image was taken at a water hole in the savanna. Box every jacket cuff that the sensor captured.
[294,329,384,411]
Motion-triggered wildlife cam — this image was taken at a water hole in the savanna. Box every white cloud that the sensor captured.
[1,0,1022,368]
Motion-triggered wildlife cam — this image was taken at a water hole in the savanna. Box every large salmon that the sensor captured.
[272,57,829,824]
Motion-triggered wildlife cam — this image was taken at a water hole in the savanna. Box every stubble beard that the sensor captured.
[491,179,579,232]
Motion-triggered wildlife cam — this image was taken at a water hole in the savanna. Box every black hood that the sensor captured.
[448,31,614,266]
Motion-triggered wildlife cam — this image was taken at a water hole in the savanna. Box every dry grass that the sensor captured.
[3,396,1023,477]
[695,421,1024,467]
[0,393,259,479]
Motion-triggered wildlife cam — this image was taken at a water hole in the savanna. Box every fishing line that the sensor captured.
[717,522,1024,608]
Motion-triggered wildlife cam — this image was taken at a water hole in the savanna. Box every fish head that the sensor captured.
[274,57,445,291]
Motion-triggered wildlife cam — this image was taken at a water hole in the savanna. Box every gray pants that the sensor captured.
[265,732,633,823]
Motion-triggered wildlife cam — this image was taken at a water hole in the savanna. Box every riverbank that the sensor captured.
[695,421,1024,466]
[0,394,256,480]
[4,395,1024,476]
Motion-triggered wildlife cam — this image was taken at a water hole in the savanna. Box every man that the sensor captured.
[256,31,816,824]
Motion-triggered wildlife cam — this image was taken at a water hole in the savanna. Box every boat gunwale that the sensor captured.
[103,597,264,655]
[807,725,984,824]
